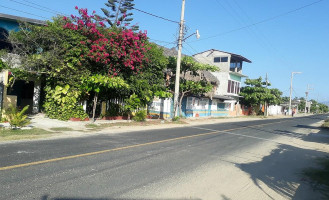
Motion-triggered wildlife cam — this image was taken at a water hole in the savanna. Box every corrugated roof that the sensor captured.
[0,13,46,25]
[193,49,252,63]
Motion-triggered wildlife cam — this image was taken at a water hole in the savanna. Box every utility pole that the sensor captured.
[264,73,269,117]
[304,84,313,114]
[289,72,302,115]
[173,0,185,117]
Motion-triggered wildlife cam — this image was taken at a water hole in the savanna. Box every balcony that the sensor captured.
[230,62,242,73]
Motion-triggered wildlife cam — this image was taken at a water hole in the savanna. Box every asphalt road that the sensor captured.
[0,114,328,200]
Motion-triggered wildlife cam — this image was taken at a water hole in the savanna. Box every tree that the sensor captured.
[64,7,157,118]
[167,56,219,116]
[310,100,329,113]
[99,0,138,30]
[7,7,167,120]
[81,75,128,121]
[126,43,170,107]
[8,17,89,87]
[240,77,282,115]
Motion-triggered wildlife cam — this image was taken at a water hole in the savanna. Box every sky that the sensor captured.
[1,0,328,102]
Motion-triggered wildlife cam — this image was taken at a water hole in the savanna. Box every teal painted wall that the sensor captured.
[0,20,20,32]
[230,74,241,82]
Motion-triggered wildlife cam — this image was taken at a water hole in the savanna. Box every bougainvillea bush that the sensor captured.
[8,6,168,120]
[63,7,150,77]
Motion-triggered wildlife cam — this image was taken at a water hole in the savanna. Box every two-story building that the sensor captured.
[0,13,45,114]
[193,49,252,116]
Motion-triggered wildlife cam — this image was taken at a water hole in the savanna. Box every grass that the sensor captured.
[302,157,329,198]
[49,127,74,132]
[0,128,53,141]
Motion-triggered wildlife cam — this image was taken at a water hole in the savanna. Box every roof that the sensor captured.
[155,44,189,58]
[0,13,46,25]
[212,95,235,100]
[229,71,248,78]
[193,49,252,63]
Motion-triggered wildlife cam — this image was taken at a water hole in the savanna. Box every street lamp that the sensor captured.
[289,72,302,115]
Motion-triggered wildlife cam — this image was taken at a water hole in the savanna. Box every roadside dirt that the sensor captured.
[121,120,329,200]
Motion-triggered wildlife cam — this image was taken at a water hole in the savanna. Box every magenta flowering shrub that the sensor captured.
[63,7,150,77]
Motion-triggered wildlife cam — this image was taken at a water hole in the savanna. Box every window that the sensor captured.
[227,80,231,93]
[221,57,228,62]
[214,57,221,63]
[227,80,241,94]
[230,62,242,68]
[214,57,228,63]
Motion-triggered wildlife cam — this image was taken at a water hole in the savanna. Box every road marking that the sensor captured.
[193,127,284,144]
[0,120,285,171]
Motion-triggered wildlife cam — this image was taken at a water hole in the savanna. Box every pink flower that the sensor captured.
[75,6,78,9]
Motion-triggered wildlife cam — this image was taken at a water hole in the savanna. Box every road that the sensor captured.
[1,115,328,200]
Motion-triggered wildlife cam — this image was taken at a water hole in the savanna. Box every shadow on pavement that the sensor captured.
[41,196,201,200]
[302,127,329,144]
[237,144,327,200]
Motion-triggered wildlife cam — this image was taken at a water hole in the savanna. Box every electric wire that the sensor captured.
[189,0,325,43]
[132,7,179,24]
[184,43,215,66]
[7,0,60,15]
[0,5,50,20]
[23,0,68,16]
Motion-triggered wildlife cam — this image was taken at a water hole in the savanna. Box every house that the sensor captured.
[192,49,252,116]
[148,46,252,119]
[0,13,45,114]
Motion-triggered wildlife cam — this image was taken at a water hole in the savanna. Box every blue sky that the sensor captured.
[1,0,328,102]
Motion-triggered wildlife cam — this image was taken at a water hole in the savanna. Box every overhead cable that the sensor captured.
[0,5,50,20]
[133,7,179,24]
[189,0,325,43]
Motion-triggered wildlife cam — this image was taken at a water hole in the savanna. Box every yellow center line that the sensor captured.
[0,120,284,171]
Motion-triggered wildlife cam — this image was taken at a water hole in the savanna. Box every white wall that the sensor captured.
[268,105,283,116]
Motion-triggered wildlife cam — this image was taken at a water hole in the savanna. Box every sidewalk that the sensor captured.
[28,113,303,130]
[0,113,317,143]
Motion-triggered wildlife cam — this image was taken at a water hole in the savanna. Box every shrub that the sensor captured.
[4,104,31,129]
[43,85,88,121]
[133,110,147,122]
[172,116,180,121]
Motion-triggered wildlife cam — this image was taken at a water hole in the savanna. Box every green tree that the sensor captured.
[99,0,138,30]
[8,17,89,87]
[81,75,128,121]
[127,43,170,107]
[240,77,282,115]
[310,99,329,113]
[167,56,219,116]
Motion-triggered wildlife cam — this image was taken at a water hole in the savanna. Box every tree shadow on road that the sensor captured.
[237,144,327,200]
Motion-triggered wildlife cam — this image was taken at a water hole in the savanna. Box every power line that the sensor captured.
[133,7,179,24]
[7,0,59,15]
[184,43,215,66]
[0,5,50,20]
[23,0,68,16]
[189,0,325,43]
